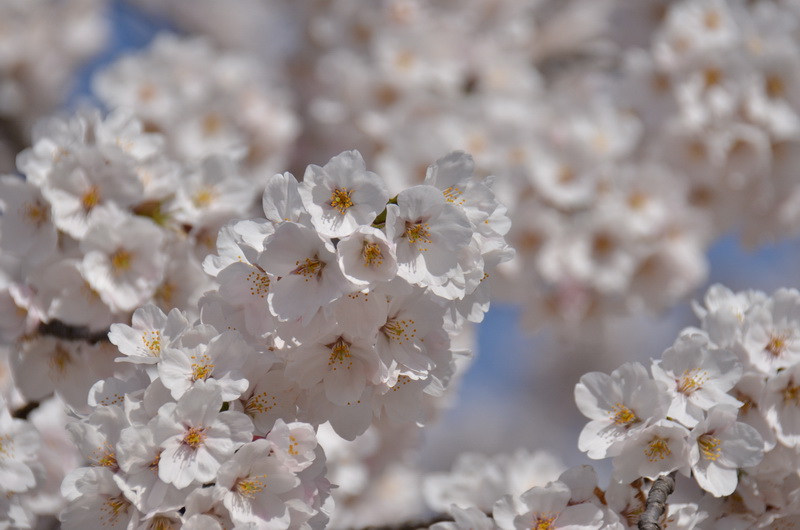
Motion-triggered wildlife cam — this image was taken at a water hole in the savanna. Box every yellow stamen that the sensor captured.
[111,249,133,273]
[442,186,463,204]
[783,384,800,406]
[155,282,175,305]
[190,353,214,382]
[292,256,324,280]
[765,334,789,358]
[246,391,278,415]
[329,188,354,214]
[22,201,48,227]
[81,186,101,212]
[610,403,639,427]
[645,436,671,462]
[142,330,162,356]
[362,241,383,266]
[533,514,557,530]
[183,426,208,449]
[101,494,130,523]
[192,186,218,208]
[247,267,270,298]
[381,317,416,344]
[698,434,721,461]
[236,475,267,499]
[677,369,708,395]
[327,337,353,370]
[404,221,431,248]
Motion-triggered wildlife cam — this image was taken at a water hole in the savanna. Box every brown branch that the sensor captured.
[360,514,455,530]
[638,472,677,530]
[37,320,110,344]
[11,399,44,420]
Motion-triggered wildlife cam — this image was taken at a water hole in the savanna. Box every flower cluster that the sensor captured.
[574,283,800,527]
[200,149,513,441]
[94,34,299,180]
[422,451,686,530]
[61,315,331,528]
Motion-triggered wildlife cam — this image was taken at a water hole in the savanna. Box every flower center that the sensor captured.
[404,221,431,247]
[49,346,71,375]
[190,353,215,382]
[532,514,557,530]
[765,333,789,358]
[765,74,785,99]
[327,337,353,370]
[442,186,463,204]
[645,436,671,462]
[246,391,277,415]
[192,186,218,208]
[155,281,175,305]
[236,475,267,499]
[783,383,800,406]
[111,249,133,274]
[610,403,639,427]
[247,267,270,297]
[677,368,708,395]
[23,201,49,227]
[101,494,131,524]
[329,187,354,214]
[698,434,722,461]
[362,241,383,266]
[142,330,162,356]
[81,186,101,212]
[149,516,178,530]
[292,256,325,279]
[381,317,416,344]
[182,426,208,449]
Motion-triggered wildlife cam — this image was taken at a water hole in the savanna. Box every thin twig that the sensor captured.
[638,472,677,530]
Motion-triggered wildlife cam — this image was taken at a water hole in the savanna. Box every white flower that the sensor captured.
[42,147,144,239]
[153,381,254,489]
[217,438,298,527]
[258,221,354,323]
[689,405,763,497]
[575,362,670,459]
[299,150,389,238]
[0,396,41,493]
[108,304,189,365]
[492,481,604,530]
[283,326,383,406]
[241,366,300,435]
[158,329,253,401]
[79,208,166,313]
[336,226,398,286]
[384,185,473,288]
[650,332,743,427]
[60,467,140,530]
[739,288,800,374]
[762,362,800,446]
[611,420,691,483]
[262,172,310,226]
[0,176,57,264]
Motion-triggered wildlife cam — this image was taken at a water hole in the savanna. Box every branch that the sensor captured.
[638,472,677,530]
[12,399,43,420]
[37,320,110,344]
[361,514,455,530]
